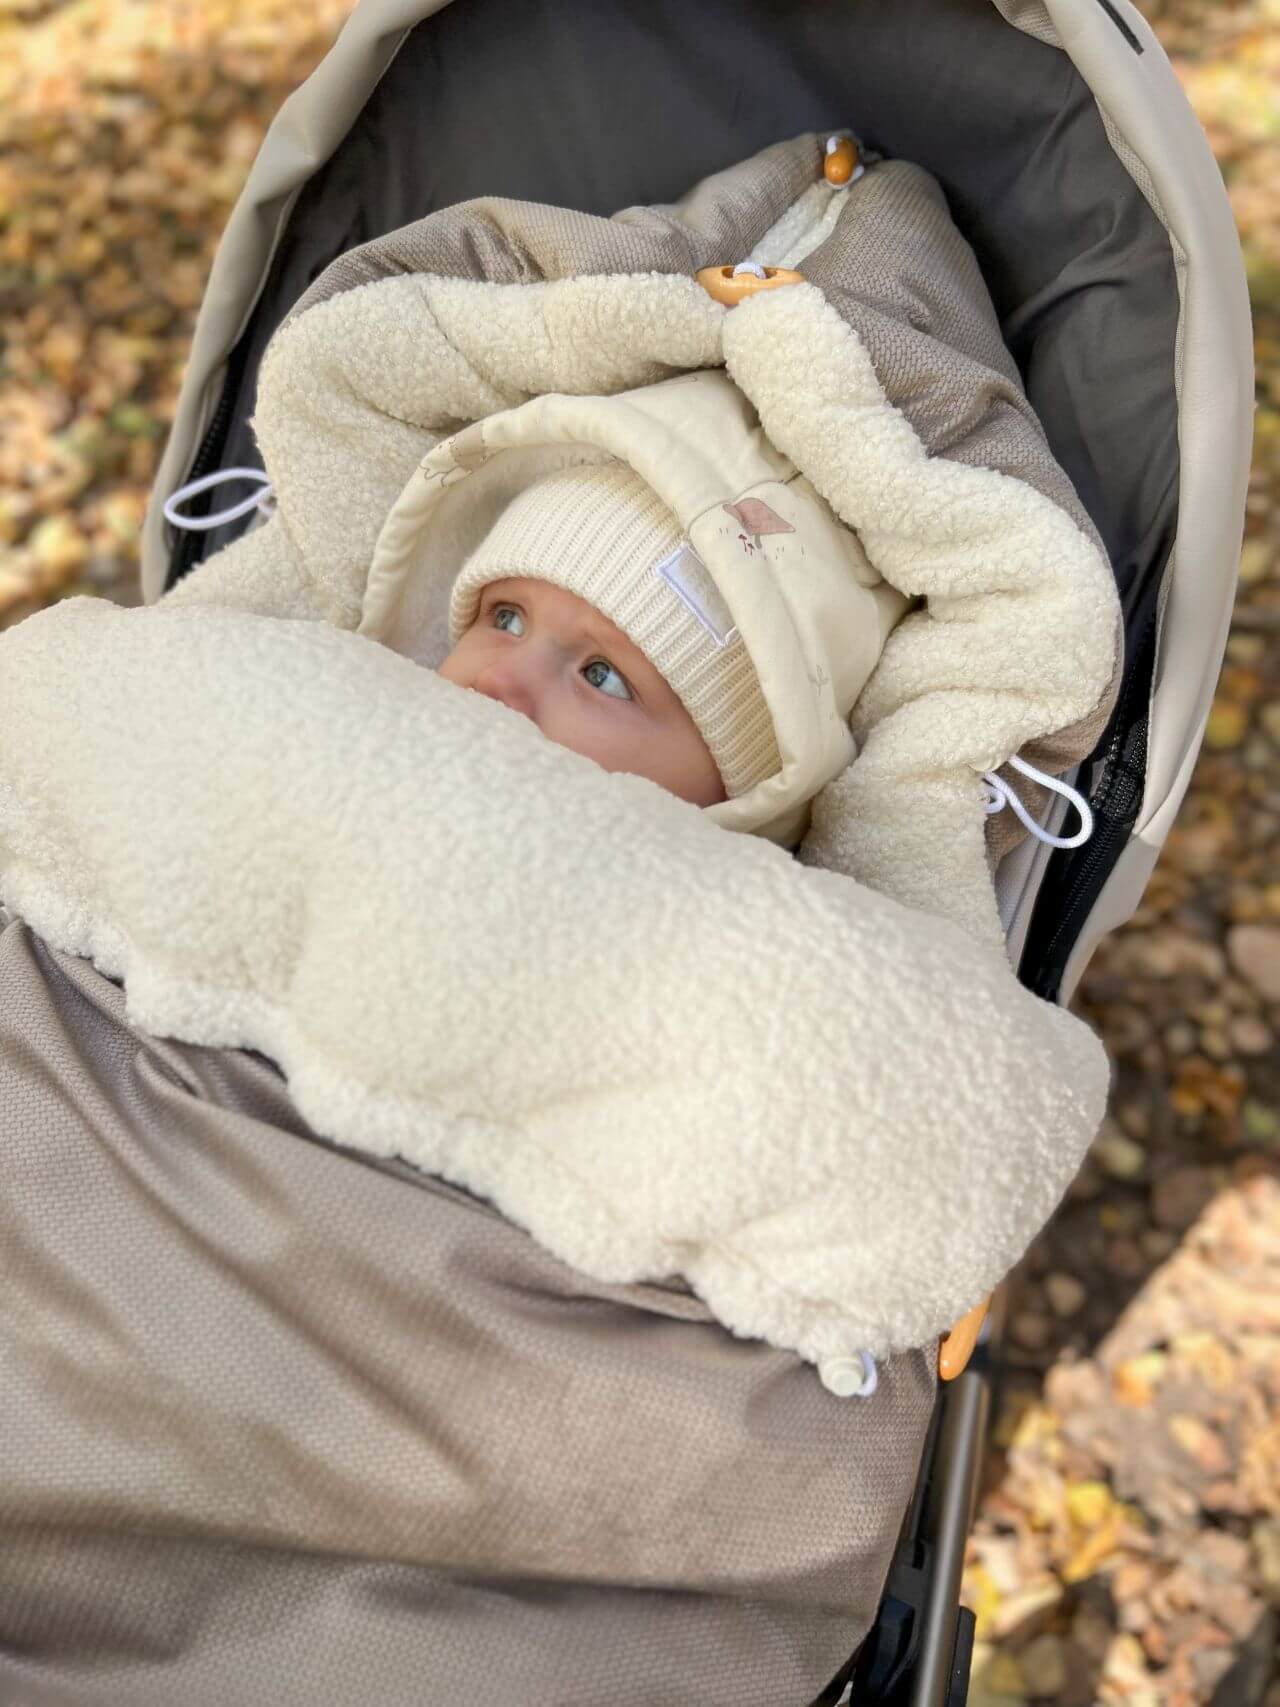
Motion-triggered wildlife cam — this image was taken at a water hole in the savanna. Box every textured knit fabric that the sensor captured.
[448,463,781,800]
[281,132,827,329]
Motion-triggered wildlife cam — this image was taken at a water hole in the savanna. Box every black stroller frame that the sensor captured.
[144,1,1254,1699]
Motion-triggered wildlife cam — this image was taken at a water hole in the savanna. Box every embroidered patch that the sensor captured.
[656,544,738,648]
[722,498,795,555]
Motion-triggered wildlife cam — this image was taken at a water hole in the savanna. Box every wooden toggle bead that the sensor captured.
[695,265,805,307]
[823,136,859,186]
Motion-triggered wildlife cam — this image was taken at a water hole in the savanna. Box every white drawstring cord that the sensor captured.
[732,260,768,279]
[163,467,276,533]
[982,753,1094,850]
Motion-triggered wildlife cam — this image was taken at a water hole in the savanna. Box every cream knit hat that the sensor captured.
[448,463,781,799]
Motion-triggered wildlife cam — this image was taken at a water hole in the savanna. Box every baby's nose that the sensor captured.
[472,662,538,724]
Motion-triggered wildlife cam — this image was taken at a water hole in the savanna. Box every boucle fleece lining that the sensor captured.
[0,597,1111,1365]
[721,286,1120,935]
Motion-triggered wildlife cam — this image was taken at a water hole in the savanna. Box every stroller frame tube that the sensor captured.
[910,1352,991,1707]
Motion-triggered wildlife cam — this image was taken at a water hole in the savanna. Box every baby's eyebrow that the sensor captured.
[577,607,636,654]
[581,617,624,651]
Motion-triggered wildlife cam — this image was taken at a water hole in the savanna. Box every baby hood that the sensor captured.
[358,370,908,847]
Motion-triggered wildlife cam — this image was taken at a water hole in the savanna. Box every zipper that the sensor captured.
[165,343,248,592]
[1020,599,1158,1000]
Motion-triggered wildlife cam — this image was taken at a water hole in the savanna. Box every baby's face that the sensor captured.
[439,577,726,808]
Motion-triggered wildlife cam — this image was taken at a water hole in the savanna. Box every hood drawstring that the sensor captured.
[164,468,276,533]
[981,753,1094,850]
[162,480,1090,853]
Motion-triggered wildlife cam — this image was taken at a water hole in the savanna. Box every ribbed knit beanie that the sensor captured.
[448,463,781,799]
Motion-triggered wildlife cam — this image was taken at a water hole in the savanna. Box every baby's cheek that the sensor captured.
[437,637,482,688]
[542,704,623,773]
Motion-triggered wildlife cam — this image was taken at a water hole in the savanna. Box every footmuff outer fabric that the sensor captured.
[0,918,935,1707]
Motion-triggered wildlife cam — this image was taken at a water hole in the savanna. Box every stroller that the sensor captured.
[125,0,1250,1700]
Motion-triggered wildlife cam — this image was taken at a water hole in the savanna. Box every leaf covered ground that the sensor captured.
[0,0,354,610]
[963,8,1280,1703]
[0,3,1277,1703]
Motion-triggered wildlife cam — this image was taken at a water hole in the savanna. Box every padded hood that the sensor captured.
[358,369,908,846]
[158,143,1120,944]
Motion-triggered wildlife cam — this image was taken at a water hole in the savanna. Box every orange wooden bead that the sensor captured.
[695,264,805,307]
[824,136,858,186]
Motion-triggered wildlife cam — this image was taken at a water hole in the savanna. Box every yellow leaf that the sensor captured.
[1067,1481,1116,1531]
[1062,1512,1126,1584]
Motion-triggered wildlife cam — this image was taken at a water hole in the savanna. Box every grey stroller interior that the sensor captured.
[158,1,1189,1700]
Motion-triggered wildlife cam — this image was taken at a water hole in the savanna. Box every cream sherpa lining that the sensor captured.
[0,598,1111,1365]
[720,286,1120,939]
[8,180,1119,1368]
[163,266,1116,942]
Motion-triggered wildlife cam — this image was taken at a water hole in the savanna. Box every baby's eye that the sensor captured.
[583,659,632,701]
[492,605,525,635]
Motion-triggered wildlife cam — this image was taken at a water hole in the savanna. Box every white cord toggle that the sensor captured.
[981,753,1094,850]
[731,260,768,280]
[163,467,276,533]
[818,1349,878,1399]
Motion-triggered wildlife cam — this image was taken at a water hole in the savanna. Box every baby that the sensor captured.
[434,460,901,835]
[440,576,726,809]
